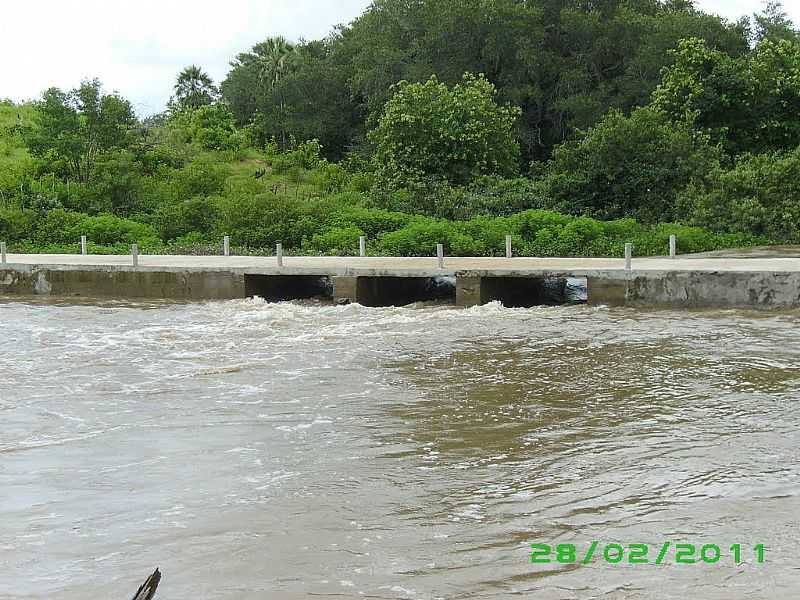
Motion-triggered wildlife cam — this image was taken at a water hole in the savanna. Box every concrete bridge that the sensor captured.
[2,253,800,308]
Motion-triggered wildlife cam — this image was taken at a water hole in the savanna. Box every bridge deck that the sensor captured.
[4,253,800,276]
[3,254,800,308]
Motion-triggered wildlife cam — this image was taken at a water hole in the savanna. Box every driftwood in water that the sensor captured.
[131,569,161,600]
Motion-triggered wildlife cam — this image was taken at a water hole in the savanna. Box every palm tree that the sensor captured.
[252,37,299,88]
[251,37,300,148]
[173,65,218,111]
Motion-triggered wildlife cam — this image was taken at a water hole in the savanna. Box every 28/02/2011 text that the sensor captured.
[530,542,766,566]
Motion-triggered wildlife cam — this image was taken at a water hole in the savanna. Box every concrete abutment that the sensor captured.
[0,267,246,300]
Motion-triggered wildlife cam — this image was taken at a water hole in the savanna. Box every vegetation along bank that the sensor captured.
[2,1,799,258]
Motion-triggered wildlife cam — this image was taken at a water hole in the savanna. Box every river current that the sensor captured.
[1,297,798,599]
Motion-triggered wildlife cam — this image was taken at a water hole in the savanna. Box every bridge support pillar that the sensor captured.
[333,276,359,304]
[456,276,484,307]
[587,277,627,306]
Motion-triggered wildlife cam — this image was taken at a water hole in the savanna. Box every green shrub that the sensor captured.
[325,206,411,238]
[77,214,160,246]
[540,107,720,223]
[376,219,483,256]
[680,147,800,242]
[215,193,303,248]
[458,176,547,218]
[304,226,364,255]
[0,208,36,242]
[33,209,86,244]
[152,196,218,241]
[270,139,325,175]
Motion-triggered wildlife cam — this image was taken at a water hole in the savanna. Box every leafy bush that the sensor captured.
[271,139,325,174]
[32,209,86,244]
[77,214,160,246]
[152,196,218,241]
[66,150,144,215]
[680,147,800,242]
[369,73,521,187]
[304,226,364,255]
[215,193,304,247]
[11,209,160,248]
[458,177,547,218]
[0,208,36,242]
[168,104,246,151]
[541,107,720,223]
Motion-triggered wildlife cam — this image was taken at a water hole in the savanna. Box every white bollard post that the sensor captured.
[624,243,632,272]
[359,236,366,257]
[131,244,139,268]
[81,235,87,255]
[506,235,513,259]
[669,234,677,259]
[276,243,283,267]
[437,243,444,269]
[223,235,230,257]
[1,242,6,265]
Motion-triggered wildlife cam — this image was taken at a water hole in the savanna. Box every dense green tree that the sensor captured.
[681,147,800,242]
[216,0,748,164]
[221,37,300,149]
[25,80,136,184]
[753,1,798,43]
[172,65,218,111]
[369,74,521,188]
[540,107,720,222]
[66,150,144,215]
[168,103,246,151]
[258,41,364,159]
[332,0,749,162]
[652,37,800,156]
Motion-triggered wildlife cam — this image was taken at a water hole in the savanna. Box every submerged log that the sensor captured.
[131,569,161,600]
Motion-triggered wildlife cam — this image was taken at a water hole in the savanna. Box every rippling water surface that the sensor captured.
[1,297,799,599]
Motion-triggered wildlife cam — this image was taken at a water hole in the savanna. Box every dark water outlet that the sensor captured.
[244,275,331,302]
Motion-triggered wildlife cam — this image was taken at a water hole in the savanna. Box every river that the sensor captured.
[1,297,798,599]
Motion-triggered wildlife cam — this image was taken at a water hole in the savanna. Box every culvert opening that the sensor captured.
[356,276,455,307]
[244,275,331,302]
[481,276,587,307]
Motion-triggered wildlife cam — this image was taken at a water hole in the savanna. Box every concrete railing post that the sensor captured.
[669,234,677,259]
[81,235,87,255]
[223,235,230,257]
[1,241,6,265]
[624,243,632,272]
[359,236,366,257]
[506,235,513,259]
[131,244,139,268]
[437,243,444,269]
[276,243,283,267]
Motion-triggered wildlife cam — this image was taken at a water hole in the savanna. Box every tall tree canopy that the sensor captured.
[652,37,800,156]
[221,0,750,162]
[25,79,135,184]
[221,37,301,148]
[753,1,799,43]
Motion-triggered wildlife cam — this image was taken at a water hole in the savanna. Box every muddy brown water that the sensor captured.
[1,297,799,599]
